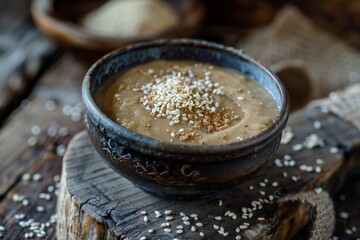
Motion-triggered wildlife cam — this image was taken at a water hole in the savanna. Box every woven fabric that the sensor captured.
[239,5,360,99]
[278,191,335,240]
[314,83,360,130]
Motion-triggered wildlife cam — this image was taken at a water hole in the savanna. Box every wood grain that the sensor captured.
[0,55,85,240]
[0,0,58,122]
[57,85,360,240]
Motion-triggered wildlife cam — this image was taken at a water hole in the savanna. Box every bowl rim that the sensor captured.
[82,39,289,156]
[31,0,205,49]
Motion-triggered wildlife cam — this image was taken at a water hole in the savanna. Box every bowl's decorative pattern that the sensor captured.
[82,39,289,199]
[85,111,207,187]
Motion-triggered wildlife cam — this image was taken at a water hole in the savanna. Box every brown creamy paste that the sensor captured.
[94,60,279,145]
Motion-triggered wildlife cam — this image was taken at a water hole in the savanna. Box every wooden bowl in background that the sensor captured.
[31,0,205,65]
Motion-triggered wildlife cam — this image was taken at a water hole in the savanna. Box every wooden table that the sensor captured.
[0,2,359,240]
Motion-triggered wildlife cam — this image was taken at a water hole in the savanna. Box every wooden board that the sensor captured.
[56,85,360,240]
[0,0,57,122]
[0,55,86,240]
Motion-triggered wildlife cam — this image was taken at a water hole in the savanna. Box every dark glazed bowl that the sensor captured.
[82,39,289,199]
[31,0,205,65]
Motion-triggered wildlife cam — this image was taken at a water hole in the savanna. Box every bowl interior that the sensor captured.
[89,42,283,108]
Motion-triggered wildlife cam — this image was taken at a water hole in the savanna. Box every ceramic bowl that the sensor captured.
[82,39,289,199]
[31,0,205,65]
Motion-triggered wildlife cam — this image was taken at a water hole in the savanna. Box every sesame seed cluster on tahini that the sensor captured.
[137,67,224,126]
[133,65,239,142]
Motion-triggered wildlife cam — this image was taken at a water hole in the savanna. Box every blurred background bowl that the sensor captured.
[31,0,205,65]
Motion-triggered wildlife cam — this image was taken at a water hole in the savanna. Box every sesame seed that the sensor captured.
[22,199,29,206]
[182,216,189,221]
[176,229,183,234]
[289,160,296,166]
[195,222,203,227]
[316,159,324,165]
[259,182,266,187]
[315,187,322,194]
[53,175,60,182]
[345,229,353,235]
[272,182,278,187]
[291,176,299,182]
[143,216,149,222]
[165,216,173,221]
[164,228,171,233]
[214,216,222,220]
[15,213,25,220]
[313,121,322,129]
[199,232,204,237]
[176,225,183,229]
[36,206,45,212]
[240,225,248,229]
[213,224,219,230]
[339,212,349,219]
[27,136,38,146]
[259,190,266,196]
[140,211,147,215]
[274,159,283,167]
[191,226,196,232]
[140,237,146,240]
[292,144,303,151]
[258,217,265,221]
[32,173,42,181]
[12,193,25,202]
[148,229,154,233]
[219,200,223,206]
[164,210,172,215]
[183,221,190,225]
[31,125,41,135]
[236,235,242,240]
[22,173,31,181]
[154,210,162,218]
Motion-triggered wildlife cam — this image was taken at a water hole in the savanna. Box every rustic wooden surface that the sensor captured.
[0,1,360,240]
[0,0,57,123]
[56,87,360,240]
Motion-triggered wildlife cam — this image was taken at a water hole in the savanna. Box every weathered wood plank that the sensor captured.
[56,85,360,240]
[0,0,57,123]
[0,55,85,239]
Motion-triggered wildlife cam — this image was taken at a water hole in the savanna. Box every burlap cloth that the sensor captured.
[239,6,360,239]
[278,191,335,240]
[239,5,360,99]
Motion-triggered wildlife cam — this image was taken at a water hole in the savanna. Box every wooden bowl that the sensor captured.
[82,39,289,199]
[31,0,205,65]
